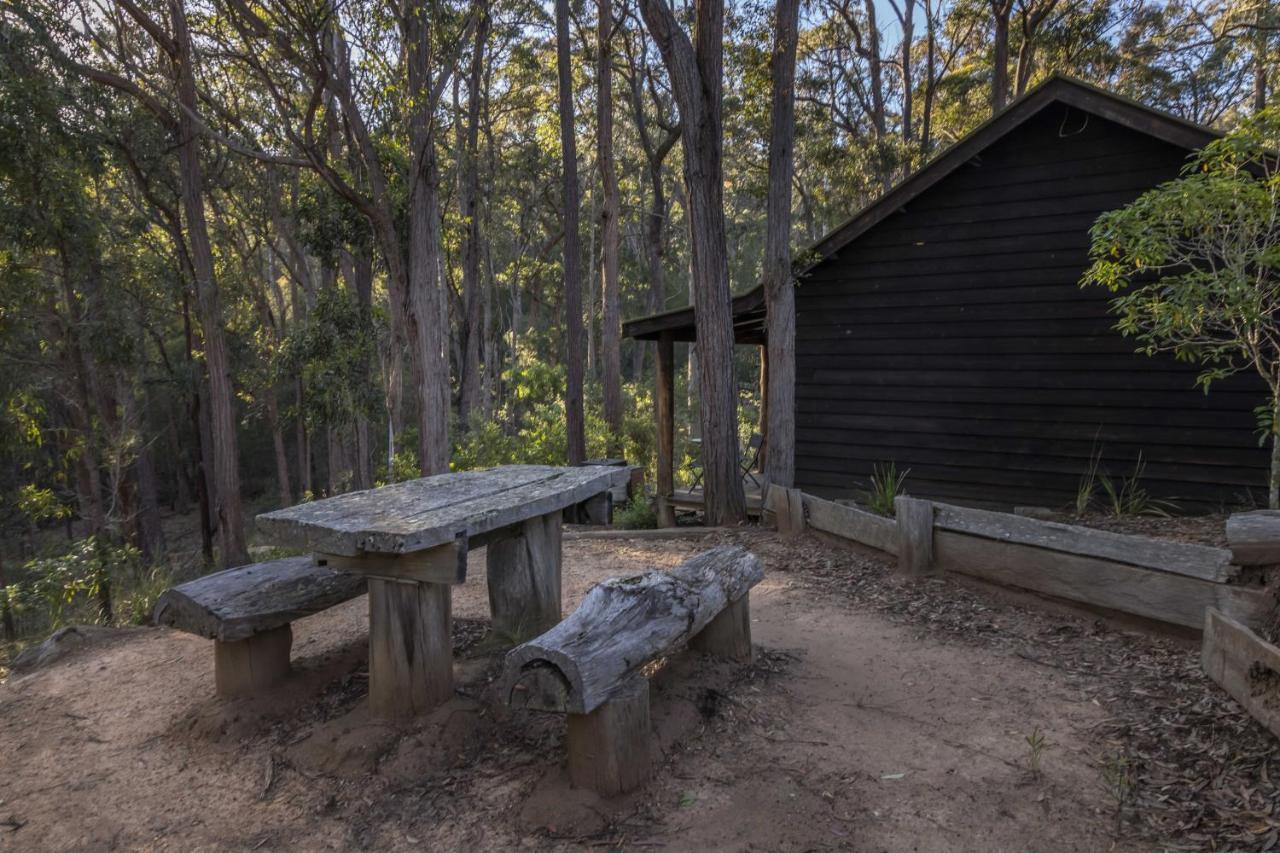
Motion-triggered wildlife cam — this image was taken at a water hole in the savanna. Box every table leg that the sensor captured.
[486,510,563,643]
[367,577,452,718]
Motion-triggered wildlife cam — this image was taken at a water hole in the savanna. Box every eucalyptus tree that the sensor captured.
[597,0,624,447]
[554,0,587,464]
[8,0,253,567]
[763,0,799,491]
[639,0,746,525]
[619,14,681,379]
[219,0,475,476]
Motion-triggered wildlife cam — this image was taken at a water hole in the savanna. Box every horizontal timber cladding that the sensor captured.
[793,104,1269,509]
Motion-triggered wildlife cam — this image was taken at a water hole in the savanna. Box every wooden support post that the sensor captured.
[765,485,804,536]
[689,592,753,662]
[213,624,292,697]
[656,332,676,528]
[895,496,935,577]
[566,676,652,797]
[487,511,563,643]
[368,578,453,718]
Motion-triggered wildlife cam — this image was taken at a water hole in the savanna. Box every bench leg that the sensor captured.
[566,676,651,797]
[486,511,562,643]
[368,578,452,718]
[214,625,292,697]
[689,593,753,662]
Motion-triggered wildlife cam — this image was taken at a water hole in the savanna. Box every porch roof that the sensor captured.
[621,287,765,344]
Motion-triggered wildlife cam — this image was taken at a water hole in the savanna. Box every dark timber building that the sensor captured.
[624,76,1268,510]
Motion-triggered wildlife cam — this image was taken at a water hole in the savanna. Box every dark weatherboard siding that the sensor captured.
[793,105,1269,509]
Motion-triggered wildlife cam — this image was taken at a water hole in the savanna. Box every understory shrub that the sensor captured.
[863,462,908,516]
[614,498,658,530]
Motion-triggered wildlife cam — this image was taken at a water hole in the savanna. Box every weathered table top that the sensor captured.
[256,464,625,557]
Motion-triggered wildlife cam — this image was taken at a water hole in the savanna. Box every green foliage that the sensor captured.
[1100,751,1136,837]
[115,564,171,626]
[16,484,69,523]
[614,499,658,530]
[450,343,657,478]
[1075,443,1105,516]
[862,462,908,517]
[12,537,139,628]
[278,288,379,431]
[1082,106,1280,503]
[1096,453,1172,518]
[377,449,422,485]
[1025,727,1049,779]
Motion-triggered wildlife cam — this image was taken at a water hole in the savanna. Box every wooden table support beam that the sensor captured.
[368,577,453,718]
[487,511,563,643]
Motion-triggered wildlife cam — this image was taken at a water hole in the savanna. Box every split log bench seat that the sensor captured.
[499,544,764,796]
[153,556,366,697]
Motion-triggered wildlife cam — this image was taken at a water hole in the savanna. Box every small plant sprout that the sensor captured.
[1100,751,1136,837]
[1096,453,1173,518]
[1075,443,1103,516]
[1025,727,1049,778]
[863,462,909,517]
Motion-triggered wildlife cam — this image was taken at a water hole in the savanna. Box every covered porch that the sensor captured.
[622,288,768,526]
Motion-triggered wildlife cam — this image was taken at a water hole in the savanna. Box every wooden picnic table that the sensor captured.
[256,464,626,717]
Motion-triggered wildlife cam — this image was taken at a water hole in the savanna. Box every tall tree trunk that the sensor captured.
[764,0,799,492]
[458,7,491,427]
[405,0,452,475]
[57,255,106,537]
[350,249,375,489]
[172,0,248,567]
[0,554,14,642]
[862,0,887,139]
[133,443,167,564]
[182,290,215,565]
[640,0,745,525]
[265,389,292,506]
[557,0,588,464]
[296,376,312,498]
[991,0,1012,112]
[623,36,680,381]
[598,0,624,449]
[1257,0,1271,115]
[891,0,915,169]
[921,0,938,158]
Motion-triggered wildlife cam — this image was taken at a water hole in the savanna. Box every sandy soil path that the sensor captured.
[1,530,1153,851]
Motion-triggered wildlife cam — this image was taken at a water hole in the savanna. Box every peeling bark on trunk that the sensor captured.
[991,1,1012,112]
[458,8,491,427]
[639,0,745,524]
[557,0,587,465]
[172,0,248,567]
[182,291,215,564]
[598,0,624,448]
[763,0,799,491]
[405,0,451,476]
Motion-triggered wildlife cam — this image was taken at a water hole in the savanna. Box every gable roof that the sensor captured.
[622,74,1223,342]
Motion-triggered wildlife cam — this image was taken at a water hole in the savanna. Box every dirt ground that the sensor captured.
[1,528,1274,851]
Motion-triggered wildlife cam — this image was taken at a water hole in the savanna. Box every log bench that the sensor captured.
[153,556,366,697]
[499,544,764,796]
